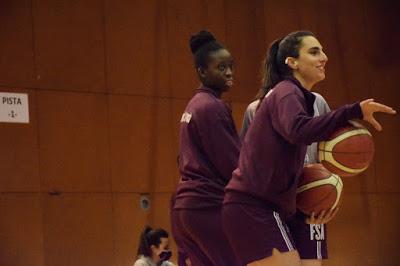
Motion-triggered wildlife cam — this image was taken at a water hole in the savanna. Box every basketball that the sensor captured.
[297,163,343,216]
[318,121,375,177]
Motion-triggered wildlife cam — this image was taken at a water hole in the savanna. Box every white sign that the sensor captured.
[0,92,29,123]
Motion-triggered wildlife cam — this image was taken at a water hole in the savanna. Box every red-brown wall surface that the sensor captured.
[0,1,399,265]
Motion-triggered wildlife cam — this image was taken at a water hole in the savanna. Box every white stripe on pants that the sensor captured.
[273,211,294,251]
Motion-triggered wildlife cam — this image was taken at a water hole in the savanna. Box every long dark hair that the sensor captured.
[137,226,169,257]
[256,31,315,105]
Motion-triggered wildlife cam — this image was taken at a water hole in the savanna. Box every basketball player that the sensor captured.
[170,30,240,266]
[222,31,396,266]
[241,90,331,266]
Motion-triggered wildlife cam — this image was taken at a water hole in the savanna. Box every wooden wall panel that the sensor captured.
[166,0,227,99]
[329,193,400,266]
[38,91,109,192]
[0,89,40,192]
[371,97,399,194]
[326,193,379,266]
[364,0,400,72]
[311,1,348,108]
[225,0,265,102]
[202,0,226,42]
[149,193,172,230]
[376,194,400,265]
[341,166,377,194]
[105,0,170,96]
[364,0,400,193]
[374,116,400,193]
[43,193,114,266]
[264,0,301,42]
[166,0,208,99]
[110,97,183,193]
[0,0,35,88]
[113,193,149,266]
[109,95,152,192]
[367,65,399,110]
[152,99,181,192]
[33,0,106,92]
[331,0,372,103]
[296,0,320,34]
[0,193,44,266]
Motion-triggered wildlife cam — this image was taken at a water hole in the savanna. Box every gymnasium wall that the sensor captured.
[0,0,399,265]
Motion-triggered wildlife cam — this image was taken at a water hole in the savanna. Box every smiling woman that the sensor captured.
[289,36,328,90]
[170,30,240,266]
[221,31,396,266]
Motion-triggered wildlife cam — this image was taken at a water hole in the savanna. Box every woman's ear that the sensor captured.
[197,67,207,79]
[285,57,298,70]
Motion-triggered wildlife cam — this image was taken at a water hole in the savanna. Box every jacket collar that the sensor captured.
[196,84,222,98]
[286,77,316,115]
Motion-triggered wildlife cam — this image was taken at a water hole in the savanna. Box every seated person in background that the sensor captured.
[134,226,175,266]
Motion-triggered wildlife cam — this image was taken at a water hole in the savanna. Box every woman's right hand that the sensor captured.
[360,99,396,131]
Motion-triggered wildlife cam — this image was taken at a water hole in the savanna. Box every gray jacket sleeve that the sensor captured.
[133,260,147,266]
[305,93,331,164]
[162,261,176,266]
[314,92,331,115]
[240,100,259,139]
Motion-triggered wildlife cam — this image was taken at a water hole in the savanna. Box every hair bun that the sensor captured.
[189,30,216,54]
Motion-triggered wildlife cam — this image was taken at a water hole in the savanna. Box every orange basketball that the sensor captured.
[297,164,343,216]
[318,121,375,177]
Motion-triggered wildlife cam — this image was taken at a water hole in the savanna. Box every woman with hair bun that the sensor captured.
[170,30,240,266]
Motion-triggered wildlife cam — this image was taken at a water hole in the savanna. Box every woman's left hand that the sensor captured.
[305,208,339,224]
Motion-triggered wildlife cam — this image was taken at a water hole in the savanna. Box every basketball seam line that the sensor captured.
[297,174,343,210]
[318,129,371,173]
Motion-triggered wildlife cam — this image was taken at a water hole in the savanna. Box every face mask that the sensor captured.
[159,250,172,261]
